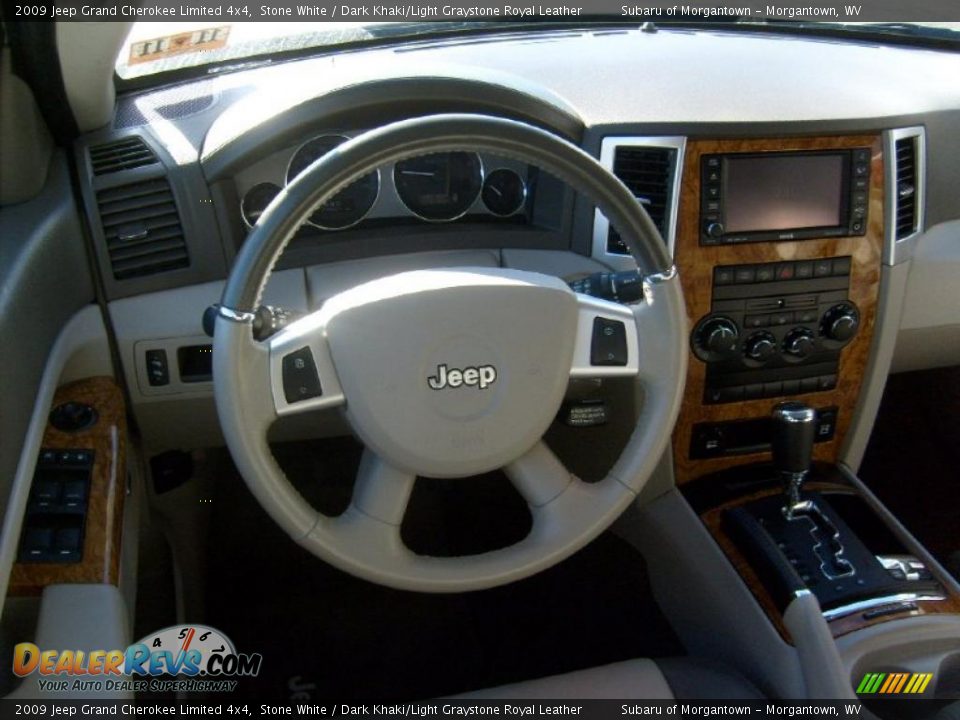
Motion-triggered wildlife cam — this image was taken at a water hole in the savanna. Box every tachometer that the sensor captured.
[286,134,380,230]
[240,182,281,228]
[393,152,483,222]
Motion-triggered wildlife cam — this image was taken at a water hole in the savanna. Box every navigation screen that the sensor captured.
[723,154,846,233]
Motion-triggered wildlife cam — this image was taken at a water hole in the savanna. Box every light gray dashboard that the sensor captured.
[70,24,960,454]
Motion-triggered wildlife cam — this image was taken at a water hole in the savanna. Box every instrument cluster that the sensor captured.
[236,132,532,233]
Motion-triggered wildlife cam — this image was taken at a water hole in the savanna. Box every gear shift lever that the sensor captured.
[771,402,817,517]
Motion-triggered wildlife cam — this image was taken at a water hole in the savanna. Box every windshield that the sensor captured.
[116,21,503,80]
[116,20,960,82]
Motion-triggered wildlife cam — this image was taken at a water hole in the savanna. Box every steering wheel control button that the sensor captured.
[591,317,628,366]
[281,347,322,404]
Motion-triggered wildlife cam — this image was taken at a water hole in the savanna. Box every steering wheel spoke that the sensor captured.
[569,294,640,379]
[267,311,345,417]
[352,450,417,526]
[505,441,573,507]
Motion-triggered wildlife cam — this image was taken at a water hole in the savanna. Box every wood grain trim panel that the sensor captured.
[672,135,884,485]
[700,484,960,641]
[9,377,127,596]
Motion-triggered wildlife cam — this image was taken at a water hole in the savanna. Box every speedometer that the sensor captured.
[393,152,483,222]
[286,134,380,230]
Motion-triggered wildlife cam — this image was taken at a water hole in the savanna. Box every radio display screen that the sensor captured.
[723,153,847,234]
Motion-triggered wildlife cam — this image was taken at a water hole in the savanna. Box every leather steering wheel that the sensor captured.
[213,114,687,592]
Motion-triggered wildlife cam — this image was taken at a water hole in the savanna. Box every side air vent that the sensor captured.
[884,127,925,263]
[593,137,686,260]
[894,137,919,240]
[89,137,158,176]
[96,178,189,280]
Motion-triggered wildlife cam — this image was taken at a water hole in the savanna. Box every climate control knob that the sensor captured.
[821,303,860,344]
[783,328,816,359]
[744,332,777,364]
[692,316,739,362]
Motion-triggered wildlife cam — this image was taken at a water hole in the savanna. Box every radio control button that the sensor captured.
[775,264,796,281]
[794,261,814,279]
[832,257,852,276]
[705,185,721,199]
[714,267,735,285]
[755,265,776,282]
[706,221,725,239]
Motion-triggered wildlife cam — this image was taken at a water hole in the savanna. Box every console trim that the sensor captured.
[883,126,926,266]
[822,593,946,622]
[592,135,686,267]
[671,134,884,486]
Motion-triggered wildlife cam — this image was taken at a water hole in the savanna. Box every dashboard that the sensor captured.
[71,25,960,466]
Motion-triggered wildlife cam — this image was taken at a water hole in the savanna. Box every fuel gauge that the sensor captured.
[241,182,282,228]
[481,168,527,217]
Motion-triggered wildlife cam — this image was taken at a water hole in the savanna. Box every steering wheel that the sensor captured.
[213,114,687,593]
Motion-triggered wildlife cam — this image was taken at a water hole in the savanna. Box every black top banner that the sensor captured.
[8,0,960,22]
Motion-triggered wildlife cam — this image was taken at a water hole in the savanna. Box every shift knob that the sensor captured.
[771,402,817,475]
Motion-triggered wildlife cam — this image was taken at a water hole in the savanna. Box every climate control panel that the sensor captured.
[691,256,858,404]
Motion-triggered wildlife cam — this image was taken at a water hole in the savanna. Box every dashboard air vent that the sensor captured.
[96,178,189,280]
[894,136,919,241]
[608,145,679,254]
[89,137,158,176]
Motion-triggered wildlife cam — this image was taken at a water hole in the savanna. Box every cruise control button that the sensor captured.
[281,347,323,404]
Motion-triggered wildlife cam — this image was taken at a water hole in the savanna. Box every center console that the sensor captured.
[664,133,960,702]
[672,134,882,486]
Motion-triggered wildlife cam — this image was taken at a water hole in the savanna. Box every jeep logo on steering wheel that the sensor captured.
[427,363,498,391]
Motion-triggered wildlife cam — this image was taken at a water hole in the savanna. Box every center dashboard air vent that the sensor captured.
[95,178,190,280]
[593,137,686,260]
[88,137,159,176]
